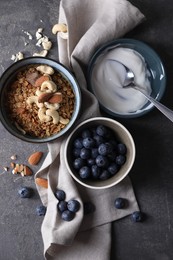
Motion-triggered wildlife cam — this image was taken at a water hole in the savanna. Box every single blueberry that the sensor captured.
[67,199,80,213]
[99,170,110,180]
[84,201,95,215]
[82,137,95,149]
[80,148,91,160]
[18,187,33,198]
[117,143,127,155]
[98,142,113,156]
[95,155,109,168]
[108,152,117,162]
[58,201,68,212]
[96,125,108,137]
[91,148,99,159]
[55,190,66,201]
[73,158,86,170]
[116,155,126,165]
[114,198,126,209]
[91,165,101,179]
[36,205,47,216]
[73,138,83,149]
[108,163,119,175]
[131,211,144,222]
[93,134,105,146]
[72,148,81,158]
[79,166,91,179]
[81,129,92,138]
[61,210,75,221]
[87,158,95,167]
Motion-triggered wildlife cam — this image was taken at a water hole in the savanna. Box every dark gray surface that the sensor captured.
[0,1,173,260]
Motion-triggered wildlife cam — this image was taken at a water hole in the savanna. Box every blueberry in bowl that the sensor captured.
[64,117,136,189]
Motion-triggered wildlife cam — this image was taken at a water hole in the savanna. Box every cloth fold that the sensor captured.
[35,0,145,259]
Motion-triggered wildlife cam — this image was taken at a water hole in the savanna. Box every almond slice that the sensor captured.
[35,177,48,188]
[38,93,53,103]
[48,92,62,103]
[28,151,43,165]
[23,165,33,176]
[34,75,50,87]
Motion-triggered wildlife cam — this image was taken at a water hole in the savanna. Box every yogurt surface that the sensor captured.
[91,47,152,114]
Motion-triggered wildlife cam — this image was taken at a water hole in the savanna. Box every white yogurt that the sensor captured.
[91,47,152,114]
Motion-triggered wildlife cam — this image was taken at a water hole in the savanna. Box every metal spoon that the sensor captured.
[109,59,173,122]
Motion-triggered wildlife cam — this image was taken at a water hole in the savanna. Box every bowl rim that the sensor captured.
[64,116,136,189]
[0,57,81,143]
[87,38,167,118]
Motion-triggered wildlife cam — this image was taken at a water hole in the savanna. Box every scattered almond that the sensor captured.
[34,75,50,87]
[38,93,53,103]
[48,92,62,103]
[22,165,33,176]
[35,177,48,188]
[28,151,43,165]
[10,162,15,169]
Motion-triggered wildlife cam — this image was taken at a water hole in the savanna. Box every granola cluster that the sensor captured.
[5,65,75,138]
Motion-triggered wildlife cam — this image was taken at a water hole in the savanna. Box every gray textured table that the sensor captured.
[0,1,173,259]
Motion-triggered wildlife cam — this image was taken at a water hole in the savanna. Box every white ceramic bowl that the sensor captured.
[64,117,136,189]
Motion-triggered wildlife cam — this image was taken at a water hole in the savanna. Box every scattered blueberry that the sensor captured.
[36,205,47,216]
[55,190,66,201]
[79,166,91,179]
[18,187,33,198]
[58,201,68,212]
[67,199,80,213]
[84,201,95,215]
[131,211,144,222]
[114,198,126,209]
[61,210,75,221]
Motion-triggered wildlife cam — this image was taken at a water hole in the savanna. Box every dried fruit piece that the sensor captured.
[35,177,48,188]
[26,71,39,85]
[28,151,43,165]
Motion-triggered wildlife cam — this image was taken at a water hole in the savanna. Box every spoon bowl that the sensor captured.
[115,60,173,123]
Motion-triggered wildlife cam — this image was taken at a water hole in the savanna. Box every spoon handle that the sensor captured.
[135,86,173,122]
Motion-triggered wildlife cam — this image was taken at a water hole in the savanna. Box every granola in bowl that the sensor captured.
[0,58,81,142]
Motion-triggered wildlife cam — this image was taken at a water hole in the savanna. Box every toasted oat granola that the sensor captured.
[5,64,75,138]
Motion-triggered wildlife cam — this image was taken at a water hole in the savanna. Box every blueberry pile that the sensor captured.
[55,189,80,221]
[71,124,127,181]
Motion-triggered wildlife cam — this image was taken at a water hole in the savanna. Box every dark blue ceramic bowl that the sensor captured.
[87,38,166,118]
[0,57,81,143]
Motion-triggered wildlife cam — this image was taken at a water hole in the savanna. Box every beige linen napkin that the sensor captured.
[35,0,145,259]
